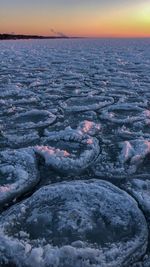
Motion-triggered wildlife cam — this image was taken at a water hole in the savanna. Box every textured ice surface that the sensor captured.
[35,126,100,174]
[123,179,150,216]
[12,109,56,129]
[77,120,101,136]
[0,38,150,266]
[92,139,150,179]
[0,148,39,208]
[100,104,150,125]
[60,95,114,112]
[119,140,150,174]
[0,180,148,267]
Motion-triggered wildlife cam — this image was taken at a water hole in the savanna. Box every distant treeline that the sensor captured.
[0,34,70,40]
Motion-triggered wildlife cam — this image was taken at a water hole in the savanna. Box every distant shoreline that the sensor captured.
[0,34,83,40]
[0,34,149,40]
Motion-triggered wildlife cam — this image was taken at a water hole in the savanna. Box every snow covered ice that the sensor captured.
[0,180,148,267]
[0,38,150,266]
[35,126,100,174]
[0,148,39,209]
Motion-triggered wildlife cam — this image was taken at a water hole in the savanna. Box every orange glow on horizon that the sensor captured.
[0,2,150,38]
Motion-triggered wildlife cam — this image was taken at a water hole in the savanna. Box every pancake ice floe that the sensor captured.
[100,104,150,125]
[0,148,39,208]
[60,96,114,112]
[35,126,100,174]
[77,120,101,136]
[11,109,56,129]
[119,139,150,174]
[123,179,150,217]
[0,180,148,267]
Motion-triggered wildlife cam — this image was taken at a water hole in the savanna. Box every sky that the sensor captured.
[0,0,150,37]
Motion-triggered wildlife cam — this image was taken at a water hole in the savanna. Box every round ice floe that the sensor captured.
[0,180,148,267]
[10,96,39,106]
[117,125,150,140]
[60,96,114,112]
[92,139,150,179]
[35,127,100,174]
[0,85,33,100]
[11,109,56,129]
[123,179,150,216]
[119,96,148,108]
[119,140,150,174]
[99,104,149,124]
[133,119,150,137]
[0,148,39,207]
[91,142,126,179]
[62,86,99,97]
[61,111,98,130]
[0,85,37,108]
[77,120,101,136]
[3,130,40,149]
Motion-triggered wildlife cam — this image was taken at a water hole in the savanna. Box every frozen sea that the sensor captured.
[0,38,150,267]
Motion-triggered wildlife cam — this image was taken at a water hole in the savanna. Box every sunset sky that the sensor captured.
[0,0,150,37]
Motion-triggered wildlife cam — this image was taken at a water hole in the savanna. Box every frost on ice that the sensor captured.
[12,109,56,129]
[123,179,150,216]
[60,95,114,112]
[100,103,150,125]
[0,148,39,208]
[119,140,150,174]
[0,180,148,267]
[35,126,100,174]
[0,39,150,266]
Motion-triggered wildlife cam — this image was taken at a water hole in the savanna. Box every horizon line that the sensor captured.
[0,33,150,40]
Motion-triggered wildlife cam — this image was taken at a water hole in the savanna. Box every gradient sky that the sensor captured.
[0,0,150,37]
